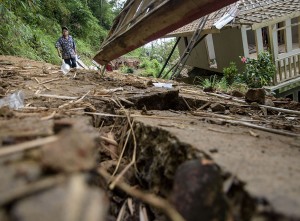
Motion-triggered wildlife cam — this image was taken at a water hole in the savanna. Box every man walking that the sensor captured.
[55,26,77,68]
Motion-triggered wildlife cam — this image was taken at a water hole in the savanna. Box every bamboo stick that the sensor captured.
[0,136,58,157]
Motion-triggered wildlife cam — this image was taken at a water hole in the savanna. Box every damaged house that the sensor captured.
[168,0,300,101]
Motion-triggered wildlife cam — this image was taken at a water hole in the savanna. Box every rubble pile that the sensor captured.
[0,55,300,221]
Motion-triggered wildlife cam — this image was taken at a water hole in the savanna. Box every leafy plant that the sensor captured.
[238,52,276,88]
[223,62,238,85]
[215,77,228,92]
[201,75,218,89]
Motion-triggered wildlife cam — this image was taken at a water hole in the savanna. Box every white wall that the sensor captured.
[178,28,245,73]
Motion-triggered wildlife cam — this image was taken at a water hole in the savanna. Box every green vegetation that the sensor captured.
[121,39,179,78]
[0,0,121,65]
[199,52,275,93]
[238,52,276,88]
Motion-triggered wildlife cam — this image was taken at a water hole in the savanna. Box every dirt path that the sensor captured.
[0,55,300,221]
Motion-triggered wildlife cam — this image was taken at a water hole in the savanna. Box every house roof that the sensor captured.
[167,0,300,37]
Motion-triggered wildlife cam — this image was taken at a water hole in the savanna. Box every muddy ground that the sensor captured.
[0,55,300,221]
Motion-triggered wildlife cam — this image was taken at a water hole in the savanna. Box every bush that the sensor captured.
[140,59,162,78]
[238,52,276,88]
[223,62,238,85]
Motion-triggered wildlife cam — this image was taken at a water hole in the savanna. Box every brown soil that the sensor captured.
[0,55,300,221]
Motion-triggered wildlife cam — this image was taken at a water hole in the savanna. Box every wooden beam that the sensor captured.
[268,24,278,60]
[94,0,239,65]
[285,19,293,53]
[241,25,249,57]
[205,34,216,63]
[255,28,264,55]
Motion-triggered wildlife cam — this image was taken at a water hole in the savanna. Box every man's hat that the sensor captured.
[62,26,68,31]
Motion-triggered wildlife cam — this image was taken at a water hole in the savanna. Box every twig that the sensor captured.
[84,112,127,118]
[112,129,131,177]
[98,168,186,221]
[0,136,58,157]
[34,77,40,83]
[109,98,137,189]
[58,91,90,109]
[116,200,127,221]
[39,78,60,85]
[0,175,65,206]
[41,111,56,121]
[182,97,192,111]
[100,135,118,146]
[223,119,299,137]
[259,104,300,116]
[197,102,211,111]
[35,94,78,100]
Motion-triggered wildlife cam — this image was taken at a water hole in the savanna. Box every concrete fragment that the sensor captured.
[245,88,265,104]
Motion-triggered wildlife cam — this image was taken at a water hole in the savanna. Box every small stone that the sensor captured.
[210,103,226,112]
[245,88,265,104]
[231,90,244,98]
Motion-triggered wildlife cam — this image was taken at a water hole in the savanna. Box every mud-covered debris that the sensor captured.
[210,103,226,113]
[0,106,14,118]
[264,98,275,107]
[11,175,108,221]
[0,86,6,96]
[127,89,179,110]
[231,90,244,98]
[245,88,265,104]
[170,159,231,221]
[42,128,97,173]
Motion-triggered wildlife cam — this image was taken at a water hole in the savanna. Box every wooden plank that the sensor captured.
[241,25,250,57]
[283,58,287,80]
[288,57,292,79]
[255,28,264,54]
[274,61,279,85]
[293,55,297,78]
[285,19,293,53]
[278,60,282,82]
[94,0,239,64]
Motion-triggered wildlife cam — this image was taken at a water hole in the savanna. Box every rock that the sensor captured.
[210,103,226,112]
[245,88,265,104]
[11,175,108,221]
[231,90,244,98]
[170,159,231,221]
